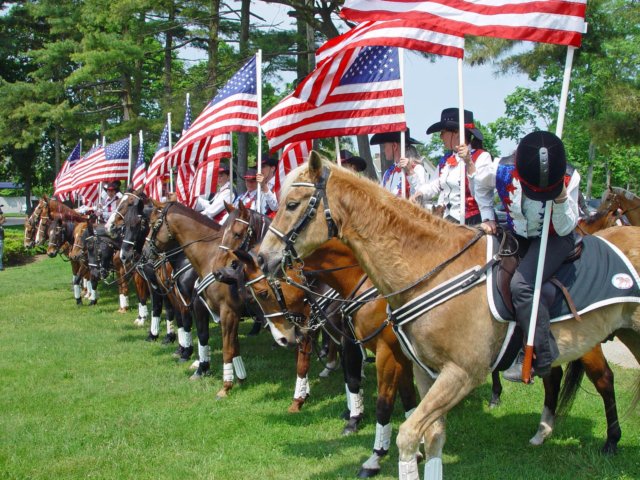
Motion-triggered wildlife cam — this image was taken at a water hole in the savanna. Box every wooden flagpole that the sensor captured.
[521,45,576,384]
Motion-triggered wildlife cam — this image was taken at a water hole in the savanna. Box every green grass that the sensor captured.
[0,257,639,479]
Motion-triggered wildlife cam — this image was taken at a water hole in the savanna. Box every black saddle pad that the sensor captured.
[487,234,640,323]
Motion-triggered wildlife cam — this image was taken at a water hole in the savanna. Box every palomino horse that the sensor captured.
[258,153,640,480]
[599,186,640,226]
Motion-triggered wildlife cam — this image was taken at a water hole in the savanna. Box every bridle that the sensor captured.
[144,202,176,259]
[219,210,270,254]
[267,167,338,265]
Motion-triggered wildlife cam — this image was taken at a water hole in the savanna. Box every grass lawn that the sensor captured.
[0,255,639,479]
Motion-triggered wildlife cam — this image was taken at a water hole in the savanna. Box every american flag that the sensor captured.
[78,183,100,206]
[315,20,464,65]
[131,138,146,191]
[340,0,587,47]
[165,56,258,169]
[145,124,170,200]
[262,46,406,152]
[273,140,312,196]
[71,137,130,190]
[54,142,82,198]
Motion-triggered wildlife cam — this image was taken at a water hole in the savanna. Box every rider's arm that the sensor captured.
[470,156,498,222]
[551,171,581,236]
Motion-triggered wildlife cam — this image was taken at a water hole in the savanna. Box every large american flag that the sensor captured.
[340,0,587,47]
[145,124,170,200]
[273,140,312,196]
[131,138,146,191]
[78,183,100,206]
[262,46,406,152]
[71,138,130,190]
[187,133,233,205]
[53,142,82,198]
[165,56,258,169]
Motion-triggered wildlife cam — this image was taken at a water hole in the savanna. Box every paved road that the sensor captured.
[602,337,639,369]
[4,217,26,227]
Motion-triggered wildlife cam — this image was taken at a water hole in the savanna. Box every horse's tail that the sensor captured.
[556,360,585,418]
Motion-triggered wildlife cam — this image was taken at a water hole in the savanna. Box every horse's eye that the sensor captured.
[231,260,239,269]
[286,201,300,211]
[259,291,269,299]
[233,232,241,239]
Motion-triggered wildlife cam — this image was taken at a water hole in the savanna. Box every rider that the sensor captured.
[194,163,235,223]
[410,108,492,224]
[256,156,279,218]
[339,149,367,174]
[472,131,581,380]
[370,129,423,198]
[0,204,5,271]
[97,181,123,223]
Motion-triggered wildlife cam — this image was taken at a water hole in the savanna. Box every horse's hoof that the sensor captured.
[145,333,158,342]
[188,360,200,371]
[117,307,128,314]
[488,397,501,409]
[342,416,362,436]
[357,467,380,478]
[215,388,228,400]
[178,346,193,362]
[601,441,618,455]
[89,300,97,306]
[162,332,177,345]
[75,298,82,306]
[288,398,306,413]
[190,362,210,380]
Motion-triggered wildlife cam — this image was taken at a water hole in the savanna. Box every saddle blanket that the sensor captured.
[487,234,640,323]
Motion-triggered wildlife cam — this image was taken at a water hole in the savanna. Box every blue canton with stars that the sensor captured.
[156,124,169,152]
[210,56,257,106]
[183,97,192,132]
[135,138,145,168]
[105,138,130,160]
[340,46,400,86]
[67,142,81,163]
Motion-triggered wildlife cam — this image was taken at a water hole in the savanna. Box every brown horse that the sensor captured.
[258,153,640,479]
[144,200,264,397]
[224,236,418,477]
[599,186,640,226]
[24,197,49,248]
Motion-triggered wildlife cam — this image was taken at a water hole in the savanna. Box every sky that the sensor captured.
[181,1,542,157]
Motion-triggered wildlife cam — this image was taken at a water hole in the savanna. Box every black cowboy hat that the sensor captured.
[103,180,121,191]
[218,162,230,174]
[340,149,367,172]
[516,131,567,202]
[426,108,484,141]
[370,129,421,145]
[261,156,278,167]
[243,168,257,179]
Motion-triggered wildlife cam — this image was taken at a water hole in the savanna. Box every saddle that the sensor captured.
[495,230,584,319]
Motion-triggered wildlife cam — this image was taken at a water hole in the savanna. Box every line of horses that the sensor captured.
[24,170,640,479]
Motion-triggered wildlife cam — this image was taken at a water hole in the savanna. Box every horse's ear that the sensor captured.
[308,150,323,181]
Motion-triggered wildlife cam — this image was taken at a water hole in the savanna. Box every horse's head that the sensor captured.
[258,151,338,276]
[215,200,271,270]
[217,248,309,348]
[69,223,89,262]
[120,193,149,264]
[46,218,66,257]
[142,200,176,260]
[34,199,51,246]
[107,189,144,236]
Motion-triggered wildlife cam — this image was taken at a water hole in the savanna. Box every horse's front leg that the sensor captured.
[289,333,312,413]
[217,302,242,399]
[114,254,129,313]
[190,299,211,380]
[530,366,563,446]
[342,337,365,435]
[133,271,149,326]
[397,364,477,480]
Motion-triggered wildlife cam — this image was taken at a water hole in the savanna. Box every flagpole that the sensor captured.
[168,112,174,193]
[79,139,83,207]
[127,134,133,186]
[457,57,466,226]
[229,133,234,204]
[521,45,576,384]
[138,130,144,189]
[399,48,407,198]
[256,50,263,214]
[335,137,341,166]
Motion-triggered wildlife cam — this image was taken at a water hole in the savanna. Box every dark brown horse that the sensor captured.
[258,154,640,479]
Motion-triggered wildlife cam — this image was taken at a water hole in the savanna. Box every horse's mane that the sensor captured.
[611,186,640,202]
[48,197,89,223]
[170,201,223,232]
[582,208,611,225]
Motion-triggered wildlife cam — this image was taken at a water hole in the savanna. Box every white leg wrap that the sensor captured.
[73,285,82,299]
[199,343,210,363]
[293,375,310,399]
[348,390,364,418]
[223,362,234,382]
[405,407,416,419]
[399,458,420,480]
[138,303,148,320]
[345,383,352,411]
[183,330,192,347]
[89,286,97,301]
[150,316,160,336]
[177,328,186,347]
[166,319,173,334]
[119,294,128,309]
[424,457,443,480]
[83,278,88,289]
[232,356,247,380]
[373,422,393,452]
